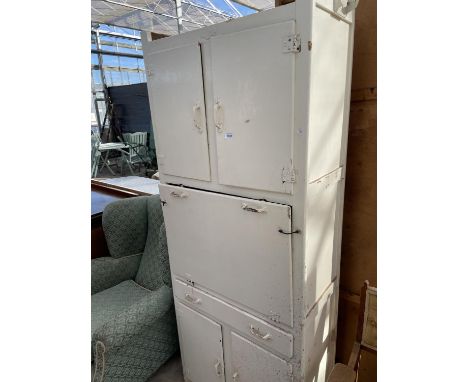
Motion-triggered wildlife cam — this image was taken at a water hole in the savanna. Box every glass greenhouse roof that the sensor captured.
[91,0,274,35]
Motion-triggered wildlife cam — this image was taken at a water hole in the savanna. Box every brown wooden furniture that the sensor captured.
[328,281,377,382]
[91,180,141,259]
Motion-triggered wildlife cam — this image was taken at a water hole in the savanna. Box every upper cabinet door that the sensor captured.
[210,21,296,194]
[146,44,211,181]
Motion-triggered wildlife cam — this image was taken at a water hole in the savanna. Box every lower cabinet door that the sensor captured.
[175,301,225,382]
[230,332,292,382]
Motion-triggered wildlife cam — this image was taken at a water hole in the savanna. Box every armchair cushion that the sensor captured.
[102,197,148,258]
[92,284,178,382]
[91,254,142,295]
[91,280,151,340]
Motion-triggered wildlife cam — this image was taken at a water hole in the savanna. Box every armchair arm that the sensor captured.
[91,254,142,295]
[93,285,173,349]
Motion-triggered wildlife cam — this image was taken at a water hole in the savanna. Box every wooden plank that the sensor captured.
[275,0,294,6]
[91,182,137,259]
[347,341,361,370]
[351,0,377,90]
[351,87,377,102]
[340,99,377,295]
[91,179,149,196]
[362,288,377,351]
[328,363,356,382]
[150,32,169,41]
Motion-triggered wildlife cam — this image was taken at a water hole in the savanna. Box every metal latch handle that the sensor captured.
[192,104,203,133]
[170,191,188,198]
[214,101,224,132]
[249,324,272,341]
[184,293,201,304]
[241,203,266,213]
[214,360,222,377]
[278,228,301,235]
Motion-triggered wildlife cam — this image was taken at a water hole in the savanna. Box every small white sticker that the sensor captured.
[224,132,233,139]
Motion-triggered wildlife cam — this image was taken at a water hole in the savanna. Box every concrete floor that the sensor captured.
[147,354,184,382]
[92,354,184,382]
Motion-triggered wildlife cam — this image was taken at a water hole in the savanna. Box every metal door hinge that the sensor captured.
[283,34,301,53]
[333,0,359,14]
[269,312,281,323]
[184,274,195,286]
[282,165,297,184]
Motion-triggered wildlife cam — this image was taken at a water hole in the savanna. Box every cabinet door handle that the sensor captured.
[184,293,201,304]
[249,325,272,341]
[192,104,203,133]
[241,203,266,213]
[214,101,224,132]
[232,371,239,381]
[278,228,301,235]
[214,360,222,377]
[170,191,188,198]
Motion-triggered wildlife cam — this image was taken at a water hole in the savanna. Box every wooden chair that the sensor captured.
[328,281,377,382]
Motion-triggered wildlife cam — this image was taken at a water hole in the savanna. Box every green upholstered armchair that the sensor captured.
[91,195,178,382]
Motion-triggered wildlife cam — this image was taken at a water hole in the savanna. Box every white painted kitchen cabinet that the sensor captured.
[143,0,357,380]
[145,44,211,181]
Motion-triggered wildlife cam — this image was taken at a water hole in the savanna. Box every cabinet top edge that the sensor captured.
[142,3,296,54]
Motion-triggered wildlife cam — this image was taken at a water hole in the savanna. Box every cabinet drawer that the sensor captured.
[174,279,293,359]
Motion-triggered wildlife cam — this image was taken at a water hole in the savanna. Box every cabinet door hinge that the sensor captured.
[334,0,359,15]
[283,34,301,53]
[282,165,297,184]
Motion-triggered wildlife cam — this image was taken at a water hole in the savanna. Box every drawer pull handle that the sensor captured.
[214,360,222,377]
[241,203,266,213]
[170,191,188,198]
[184,294,201,304]
[249,324,272,341]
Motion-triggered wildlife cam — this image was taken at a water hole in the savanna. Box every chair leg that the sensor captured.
[100,151,115,176]
[127,158,135,175]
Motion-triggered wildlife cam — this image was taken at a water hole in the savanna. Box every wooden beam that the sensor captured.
[351,87,377,102]
[150,32,170,41]
[275,0,295,7]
